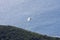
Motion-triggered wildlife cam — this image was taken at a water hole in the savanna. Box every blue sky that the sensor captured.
[0,0,60,37]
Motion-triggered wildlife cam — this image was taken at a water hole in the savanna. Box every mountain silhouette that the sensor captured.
[0,25,60,40]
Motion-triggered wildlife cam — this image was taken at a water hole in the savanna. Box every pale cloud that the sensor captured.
[0,0,59,14]
[0,0,60,27]
[0,0,25,12]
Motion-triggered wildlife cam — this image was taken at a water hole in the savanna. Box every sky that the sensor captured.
[0,0,60,37]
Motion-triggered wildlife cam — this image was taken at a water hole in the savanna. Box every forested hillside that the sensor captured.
[0,25,60,40]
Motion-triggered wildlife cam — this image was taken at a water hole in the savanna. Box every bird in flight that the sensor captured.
[27,17,31,22]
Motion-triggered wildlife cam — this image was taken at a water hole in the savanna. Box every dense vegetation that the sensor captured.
[0,25,60,40]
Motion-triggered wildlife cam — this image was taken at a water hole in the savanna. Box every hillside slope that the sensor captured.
[0,25,60,40]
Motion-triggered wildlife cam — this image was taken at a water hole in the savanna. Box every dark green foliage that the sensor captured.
[0,25,60,40]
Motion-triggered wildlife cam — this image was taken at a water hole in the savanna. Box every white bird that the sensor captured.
[27,17,31,22]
